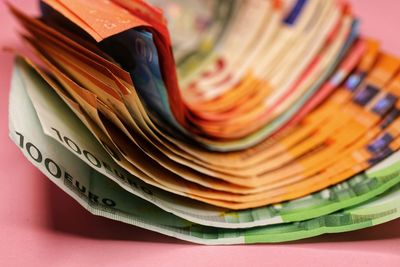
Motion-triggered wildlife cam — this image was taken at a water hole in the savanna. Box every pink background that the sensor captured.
[1,0,400,266]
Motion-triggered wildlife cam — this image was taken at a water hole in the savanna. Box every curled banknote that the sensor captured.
[7,0,400,244]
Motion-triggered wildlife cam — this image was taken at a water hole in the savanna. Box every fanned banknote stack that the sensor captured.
[8,0,400,244]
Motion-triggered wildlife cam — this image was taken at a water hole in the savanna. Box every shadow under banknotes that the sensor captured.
[42,172,400,246]
[43,176,187,244]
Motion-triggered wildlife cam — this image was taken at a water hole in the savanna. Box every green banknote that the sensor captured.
[9,59,400,244]
[10,58,400,231]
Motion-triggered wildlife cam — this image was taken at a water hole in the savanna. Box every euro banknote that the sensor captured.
[9,62,400,244]
[7,0,400,244]
[11,58,400,229]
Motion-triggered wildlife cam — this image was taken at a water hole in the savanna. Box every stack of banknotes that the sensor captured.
[8,0,400,244]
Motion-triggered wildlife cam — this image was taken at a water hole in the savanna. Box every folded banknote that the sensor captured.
[7,0,400,244]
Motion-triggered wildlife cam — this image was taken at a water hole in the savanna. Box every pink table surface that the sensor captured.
[1,1,400,266]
